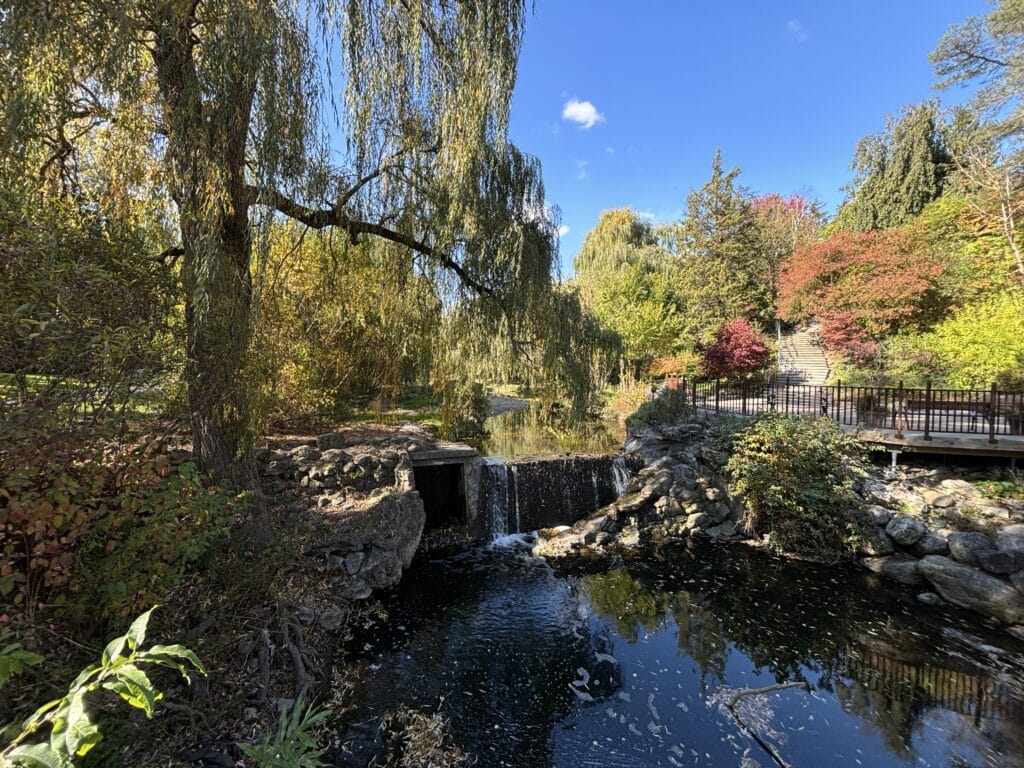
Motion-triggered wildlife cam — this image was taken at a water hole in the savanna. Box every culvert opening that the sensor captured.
[413,463,466,532]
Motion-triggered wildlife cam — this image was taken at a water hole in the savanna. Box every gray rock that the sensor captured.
[1012,571,1024,595]
[318,605,346,631]
[923,490,956,508]
[862,479,899,508]
[918,592,942,606]
[976,549,1024,575]
[705,521,738,539]
[580,515,609,545]
[997,525,1024,554]
[948,532,995,566]
[885,515,927,546]
[918,555,1024,624]
[858,528,896,557]
[341,580,372,600]
[704,487,724,502]
[911,532,949,557]
[618,525,641,548]
[867,505,894,525]
[862,554,924,586]
[684,512,709,531]
[294,606,316,625]
[344,551,365,575]
[939,478,981,498]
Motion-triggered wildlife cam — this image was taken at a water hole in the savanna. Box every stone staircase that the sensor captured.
[776,324,830,386]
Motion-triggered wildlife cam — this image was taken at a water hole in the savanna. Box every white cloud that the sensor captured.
[562,98,605,129]
[557,225,571,237]
[605,146,615,154]
[574,159,589,180]
[787,19,808,43]
[636,211,655,220]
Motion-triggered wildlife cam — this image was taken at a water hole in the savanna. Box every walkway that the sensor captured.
[776,323,829,386]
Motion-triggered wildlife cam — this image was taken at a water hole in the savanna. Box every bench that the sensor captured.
[900,397,992,432]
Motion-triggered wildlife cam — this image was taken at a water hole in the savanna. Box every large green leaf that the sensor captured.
[139,644,206,677]
[124,607,156,651]
[2,742,74,768]
[105,665,160,716]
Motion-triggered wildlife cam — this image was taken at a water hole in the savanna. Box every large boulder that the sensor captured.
[918,555,1024,624]
[885,515,926,546]
[996,525,1024,554]
[976,549,1024,576]
[862,554,924,586]
[947,532,995,566]
[910,532,949,557]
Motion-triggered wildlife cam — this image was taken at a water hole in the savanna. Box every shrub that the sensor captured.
[0,608,204,767]
[698,319,769,380]
[626,387,690,429]
[648,351,701,379]
[602,378,651,424]
[0,418,234,629]
[726,415,867,559]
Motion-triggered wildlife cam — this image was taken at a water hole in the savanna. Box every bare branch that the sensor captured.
[245,184,496,299]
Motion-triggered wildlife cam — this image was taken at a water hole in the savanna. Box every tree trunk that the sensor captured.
[180,202,254,482]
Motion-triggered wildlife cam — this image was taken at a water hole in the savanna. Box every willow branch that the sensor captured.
[246,184,495,299]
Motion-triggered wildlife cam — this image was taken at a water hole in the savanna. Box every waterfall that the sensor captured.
[483,458,509,539]
[509,464,521,533]
[612,456,630,498]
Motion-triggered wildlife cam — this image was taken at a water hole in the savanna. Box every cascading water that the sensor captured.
[483,458,509,539]
[612,456,630,497]
[480,454,634,541]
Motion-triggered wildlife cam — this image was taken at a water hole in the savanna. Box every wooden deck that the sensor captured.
[846,426,1024,460]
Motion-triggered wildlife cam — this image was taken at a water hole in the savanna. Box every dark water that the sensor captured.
[476,406,623,459]
[341,539,1024,768]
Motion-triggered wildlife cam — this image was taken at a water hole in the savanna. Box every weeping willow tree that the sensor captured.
[1,0,560,478]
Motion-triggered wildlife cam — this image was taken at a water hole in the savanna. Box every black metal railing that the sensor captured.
[664,376,1024,442]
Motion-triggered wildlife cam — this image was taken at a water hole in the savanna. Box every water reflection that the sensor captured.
[475,406,623,459]
[341,540,1024,768]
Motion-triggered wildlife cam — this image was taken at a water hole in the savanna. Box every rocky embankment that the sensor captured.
[534,413,745,558]
[257,424,435,603]
[535,413,1024,634]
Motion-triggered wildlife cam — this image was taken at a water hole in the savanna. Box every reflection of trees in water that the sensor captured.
[577,542,1024,765]
[477,405,621,459]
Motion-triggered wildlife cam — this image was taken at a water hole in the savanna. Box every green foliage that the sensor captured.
[626,388,691,429]
[0,608,204,767]
[0,639,44,690]
[237,698,328,768]
[0,424,234,627]
[833,102,951,232]
[666,151,776,333]
[925,289,1024,387]
[932,0,1024,157]
[437,381,490,440]
[726,415,868,559]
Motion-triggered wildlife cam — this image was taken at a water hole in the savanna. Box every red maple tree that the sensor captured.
[699,318,770,379]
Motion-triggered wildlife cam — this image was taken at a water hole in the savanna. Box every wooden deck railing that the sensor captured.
[663,376,1024,442]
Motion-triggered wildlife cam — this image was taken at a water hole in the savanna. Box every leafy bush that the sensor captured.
[0,608,204,767]
[626,387,690,429]
[648,351,701,379]
[238,698,328,768]
[698,319,769,379]
[726,415,867,559]
[0,638,43,689]
[0,422,233,628]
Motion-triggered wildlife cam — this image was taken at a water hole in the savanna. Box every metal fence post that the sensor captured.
[741,380,748,415]
[895,380,904,438]
[923,380,932,441]
[714,379,720,413]
[990,382,999,444]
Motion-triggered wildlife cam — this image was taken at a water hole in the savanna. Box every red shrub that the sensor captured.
[699,319,770,379]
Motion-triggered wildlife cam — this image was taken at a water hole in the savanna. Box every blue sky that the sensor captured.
[508,1,988,274]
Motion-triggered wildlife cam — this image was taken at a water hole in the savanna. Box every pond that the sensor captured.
[475,406,624,459]
[340,538,1024,768]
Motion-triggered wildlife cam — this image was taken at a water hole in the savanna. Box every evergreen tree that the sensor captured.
[667,151,771,336]
[834,102,952,232]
